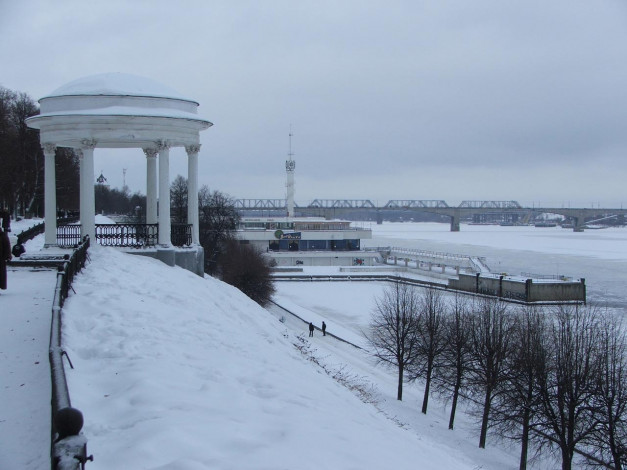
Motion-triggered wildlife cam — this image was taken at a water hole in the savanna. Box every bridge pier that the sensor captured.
[450,212,460,232]
[376,210,383,225]
[573,213,585,232]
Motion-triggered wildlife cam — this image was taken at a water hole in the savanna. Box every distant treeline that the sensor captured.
[0,86,80,218]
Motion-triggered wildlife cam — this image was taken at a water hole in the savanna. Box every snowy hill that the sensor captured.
[61,246,524,469]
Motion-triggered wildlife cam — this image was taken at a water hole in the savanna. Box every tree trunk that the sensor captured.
[422,360,433,414]
[560,446,572,470]
[519,378,534,470]
[397,363,403,401]
[479,387,492,448]
[607,408,623,470]
[449,372,461,430]
[519,406,530,470]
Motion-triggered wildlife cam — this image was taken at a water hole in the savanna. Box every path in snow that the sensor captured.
[0,265,56,470]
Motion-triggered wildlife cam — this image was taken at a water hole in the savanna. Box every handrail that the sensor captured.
[56,223,192,248]
[50,236,93,469]
[271,273,585,305]
[366,246,476,262]
[12,217,79,245]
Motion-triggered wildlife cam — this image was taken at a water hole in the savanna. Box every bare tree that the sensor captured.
[535,305,601,470]
[170,174,188,223]
[495,306,548,470]
[365,281,421,401]
[1,89,45,216]
[439,294,472,430]
[218,239,275,306]
[468,297,513,449]
[198,186,239,274]
[0,87,79,218]
[410,287,447,414]
[55,148,80,214]
[95,184,143,216]
[588,312,627,470]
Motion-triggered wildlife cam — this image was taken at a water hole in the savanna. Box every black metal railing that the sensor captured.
[57,225,82,247]
[15,221,44,242]
[96,223,158,247]
[12,216,79,245]
[171,223,192,247]
[56,224,191,248]
[50,236,92,469]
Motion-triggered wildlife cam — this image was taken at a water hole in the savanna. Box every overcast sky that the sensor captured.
[2,1,626,207]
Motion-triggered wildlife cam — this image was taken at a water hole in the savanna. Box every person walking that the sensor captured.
[322,321,327,336]
[0,227,12,291]
[308,322,314,337]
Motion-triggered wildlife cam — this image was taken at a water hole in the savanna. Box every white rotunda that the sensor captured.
[26,73,212,272]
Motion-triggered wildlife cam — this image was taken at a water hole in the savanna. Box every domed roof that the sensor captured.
[26,73,212,148]
[44,72,196,103]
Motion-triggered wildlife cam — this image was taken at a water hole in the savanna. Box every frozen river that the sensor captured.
[274,222,627,341]
[364,222,627,313]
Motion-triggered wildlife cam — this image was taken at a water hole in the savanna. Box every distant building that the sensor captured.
[237,216,376,266]
[96,172,109,187]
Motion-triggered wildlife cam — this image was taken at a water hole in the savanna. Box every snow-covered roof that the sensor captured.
[43,72,197,104]
[26,73,212,148]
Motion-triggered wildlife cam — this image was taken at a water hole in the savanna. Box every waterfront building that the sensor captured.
[237,216,377,267]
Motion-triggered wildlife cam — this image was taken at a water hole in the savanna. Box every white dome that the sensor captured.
[26,73,212,148]
[44,72,195,103]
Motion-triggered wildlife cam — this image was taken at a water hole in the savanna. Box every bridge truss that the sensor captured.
[234,198,522,210]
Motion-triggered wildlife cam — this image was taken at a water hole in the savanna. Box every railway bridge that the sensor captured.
[234,198,627,232]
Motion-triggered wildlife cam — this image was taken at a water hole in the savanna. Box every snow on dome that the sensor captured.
[44,72,195,103]
[27,72,212,148]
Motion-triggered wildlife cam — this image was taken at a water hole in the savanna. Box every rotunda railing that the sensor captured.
[56,223,190,247]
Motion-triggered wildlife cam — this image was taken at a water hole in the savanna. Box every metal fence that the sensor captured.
[50,237,92,469]
[95,223,158,247]
[56,223,191,248]
[171,223,192,247]
[57,225,82,247]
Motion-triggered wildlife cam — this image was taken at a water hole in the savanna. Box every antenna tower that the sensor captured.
[285,127,295,218]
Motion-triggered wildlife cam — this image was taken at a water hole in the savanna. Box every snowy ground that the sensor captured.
[0,267,55,469]
[60,246,521,470]
[2,220,625,469]
[1,218,55,469]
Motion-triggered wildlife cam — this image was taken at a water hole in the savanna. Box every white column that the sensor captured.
[185,144,201,245]
[79,139,97,241]
[143,148,158,225]
[43,143,57,247]
[77,148,85,233]
[157,140,171,246]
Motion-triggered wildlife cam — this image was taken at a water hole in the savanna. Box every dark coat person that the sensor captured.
[322,321,327,336]
[12,240,25,258]
[308,322,314,337]
[0,210,10,232]
[0,227,11,290]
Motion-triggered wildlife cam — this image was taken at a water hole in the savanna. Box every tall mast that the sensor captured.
[285,127,295,218]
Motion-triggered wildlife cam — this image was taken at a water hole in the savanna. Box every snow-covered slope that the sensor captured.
[62,246,509,469]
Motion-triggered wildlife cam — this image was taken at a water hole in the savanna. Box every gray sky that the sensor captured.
[2,0,626,207]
